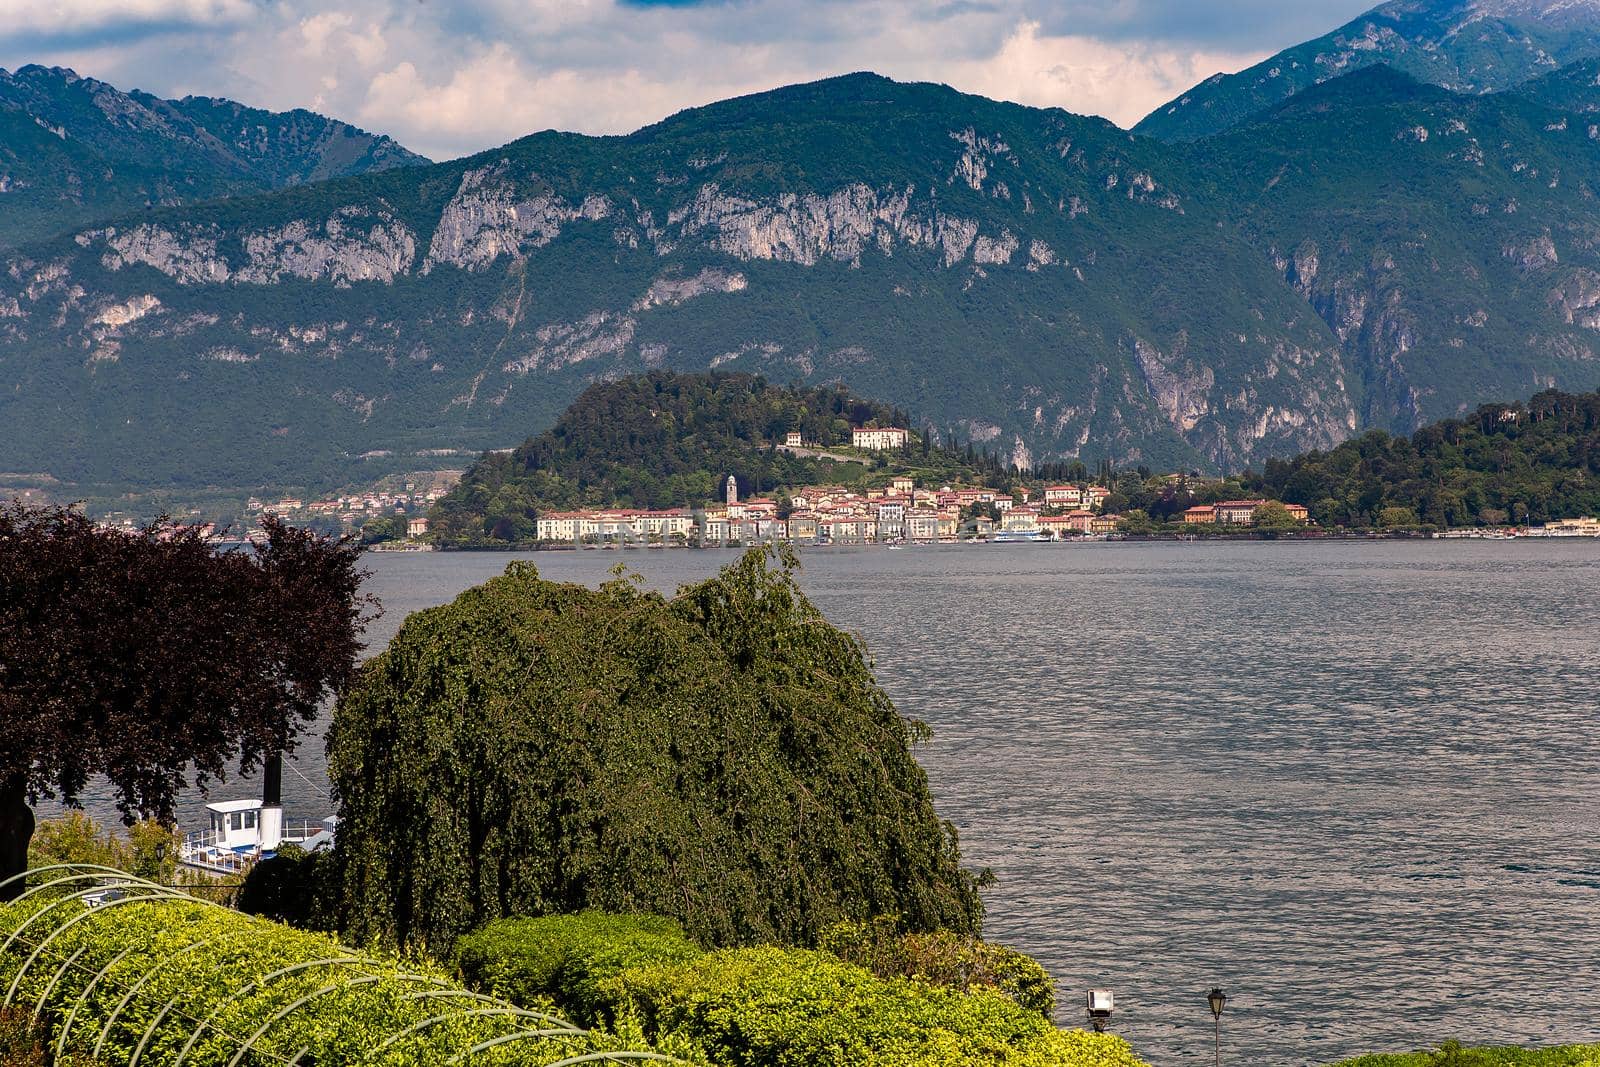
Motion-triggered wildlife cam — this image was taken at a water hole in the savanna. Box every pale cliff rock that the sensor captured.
[1548,268,1600,328]
[633,268,747,311]
[424,163,613,273]
[101,225,231,285]
[236,211,416,285]
[1129,334,1215,433]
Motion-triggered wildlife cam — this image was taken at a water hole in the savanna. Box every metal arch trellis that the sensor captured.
[0,866,691,1067]
[31,942,86,1022]
[223,974,387,1067]
[4,888,187,1008]
[92,933,232,1059]
[223,971,458,1067]
[54,941,136,1061]
[0,870,170,956]
[0,862,151,899]
[458,1045,686,1067]
[163,955,375,1067]
[365,1005,587,1061]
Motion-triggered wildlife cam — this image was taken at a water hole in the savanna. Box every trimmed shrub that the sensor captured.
[1331,1042,1600,1066]
[821,916,1055,1016]
[0,888,659,1065]
[606,945,1147,1067]
[236,842,341,931]
[331,549,985,951]
[455,912,705,1025]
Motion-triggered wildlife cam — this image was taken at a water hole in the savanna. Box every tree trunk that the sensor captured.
[0,774,34,902]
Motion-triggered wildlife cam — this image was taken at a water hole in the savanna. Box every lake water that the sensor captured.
[66,540,1600,1064]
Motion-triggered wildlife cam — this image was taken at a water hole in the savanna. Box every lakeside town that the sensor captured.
[188,422,1600,549]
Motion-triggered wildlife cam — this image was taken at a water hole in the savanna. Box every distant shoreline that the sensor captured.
[420,529,1600,552]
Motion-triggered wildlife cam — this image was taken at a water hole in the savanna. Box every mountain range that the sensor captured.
[3,0,1600,492]
[0,65,427,249]
[1136,0,1600,142]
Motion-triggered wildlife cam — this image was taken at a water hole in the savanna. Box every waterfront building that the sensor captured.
[788,514,820,542]
[876,500,906,540]
[1044,485,1084,507]
[1091,514,1121,534]
[851,426,909,450]
[1001,508,1042,533]
[1065,509,1096,532]
[907,509,940,542]
[1038,514,1076,538]
[1183,505,1218,524]
[1216,499,1271,525]
[406,516,430,538]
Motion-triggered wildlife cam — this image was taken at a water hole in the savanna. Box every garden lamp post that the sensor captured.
[1207,987,1228,1067]
[1086,989,1114,1033]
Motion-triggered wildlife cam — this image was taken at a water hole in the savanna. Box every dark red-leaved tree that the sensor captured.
[0,502,371,898]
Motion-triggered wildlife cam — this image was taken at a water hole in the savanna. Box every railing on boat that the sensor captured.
[177,821,326,874]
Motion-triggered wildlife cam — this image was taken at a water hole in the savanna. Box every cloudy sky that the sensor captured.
[0,0,1375,161]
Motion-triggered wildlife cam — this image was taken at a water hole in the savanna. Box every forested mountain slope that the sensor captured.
[1136,0,1600,142]
[0,65,427,248]
[3,64,1600,491]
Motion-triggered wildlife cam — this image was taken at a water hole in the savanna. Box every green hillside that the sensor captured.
[1248,387,1600,526]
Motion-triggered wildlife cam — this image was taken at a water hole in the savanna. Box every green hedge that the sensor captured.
[819,917,1054,1017]
[456,913,704,1026]
[0,886,664,1065]
[1330,1042,1600,1066]
[610,944,1140,1067]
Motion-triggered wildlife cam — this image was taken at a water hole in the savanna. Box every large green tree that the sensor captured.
[0,503,370,897]
[330,548,985,950]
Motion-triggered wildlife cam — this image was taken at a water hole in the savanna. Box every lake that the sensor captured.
[65,539,1600,1064]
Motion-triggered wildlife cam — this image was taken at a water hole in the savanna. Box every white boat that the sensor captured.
[179,798,336,875]
[991,529,1051,543]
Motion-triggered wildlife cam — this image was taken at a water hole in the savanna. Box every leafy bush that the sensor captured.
[455,912,704,1024]
[607,945,1147,1067]
[0,888,657,1065]
[332,548,986,951]
[235,842,341,931]
[1330,1041,1600,1067]
[27,813,178,885]
[820,916,1055,1016]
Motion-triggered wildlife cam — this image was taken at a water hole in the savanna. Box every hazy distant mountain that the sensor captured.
[4,62,1600,491]
[0,65,428,247]
[1136,0,1600,142]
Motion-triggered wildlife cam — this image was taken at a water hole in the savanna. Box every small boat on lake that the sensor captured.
[178,757,335,875]
[179,798,336,875]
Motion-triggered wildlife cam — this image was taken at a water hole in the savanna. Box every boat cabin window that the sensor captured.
[214,809,259,834]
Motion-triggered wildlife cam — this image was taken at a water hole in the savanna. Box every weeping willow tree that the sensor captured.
[330,548,985,951]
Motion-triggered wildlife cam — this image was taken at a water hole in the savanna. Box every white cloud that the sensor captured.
[936,20,1266,128]
[0,0,1319,160]
[1,0,251,36]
